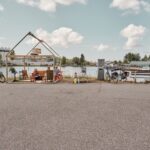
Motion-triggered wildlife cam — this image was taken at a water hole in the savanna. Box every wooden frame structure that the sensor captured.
[6,32,61,82]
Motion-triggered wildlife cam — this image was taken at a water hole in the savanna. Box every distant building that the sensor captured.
[0,47,10,63]
[130,61,150,67]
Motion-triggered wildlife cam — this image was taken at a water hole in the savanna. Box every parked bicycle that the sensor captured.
[0,71,6,83]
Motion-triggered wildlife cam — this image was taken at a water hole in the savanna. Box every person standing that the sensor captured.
[46,66,53,82]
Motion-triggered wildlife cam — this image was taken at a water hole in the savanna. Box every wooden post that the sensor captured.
[53,56,55,82]
[6,56,8,82]
[59,57,62,71]
[134,71,136,83]
[23,56,26,70]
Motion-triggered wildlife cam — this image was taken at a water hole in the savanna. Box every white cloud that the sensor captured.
[121,24,146,49]
[141,1,150,12]
[94,44,112,52]
[16,0,87,12]
[0,4,4,11]
[111,0,150,14]
[27,27,84,48]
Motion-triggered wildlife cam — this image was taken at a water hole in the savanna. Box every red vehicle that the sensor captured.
[54,71,63,81]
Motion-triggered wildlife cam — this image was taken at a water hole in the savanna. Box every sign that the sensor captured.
[31,48,41,55]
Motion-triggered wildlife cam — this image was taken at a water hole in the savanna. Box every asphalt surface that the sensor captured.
[0,83,150,150]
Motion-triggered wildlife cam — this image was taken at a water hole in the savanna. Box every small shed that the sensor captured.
[5,32,61,82]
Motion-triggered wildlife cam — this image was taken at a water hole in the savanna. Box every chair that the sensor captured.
[22,70,28,80]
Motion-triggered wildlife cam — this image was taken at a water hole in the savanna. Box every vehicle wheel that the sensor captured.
[0,75,6,83]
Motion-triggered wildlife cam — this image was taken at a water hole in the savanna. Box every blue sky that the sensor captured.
[0,0,150,61]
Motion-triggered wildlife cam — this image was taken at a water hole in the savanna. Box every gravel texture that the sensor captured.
[0,83,150,150]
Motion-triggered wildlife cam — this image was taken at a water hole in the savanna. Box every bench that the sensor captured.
[30,70,46,82]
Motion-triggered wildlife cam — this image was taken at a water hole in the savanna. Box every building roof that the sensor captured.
[0,47,10,52]
[130,61,150,67]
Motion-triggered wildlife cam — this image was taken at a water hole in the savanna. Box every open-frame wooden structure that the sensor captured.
[6,32,61,82]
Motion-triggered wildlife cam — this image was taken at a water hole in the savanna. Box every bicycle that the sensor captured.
[0,71,6,83]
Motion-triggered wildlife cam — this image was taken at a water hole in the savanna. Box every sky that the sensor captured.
[0,0,150,61]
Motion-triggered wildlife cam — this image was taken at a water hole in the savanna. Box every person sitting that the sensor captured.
[54,66,62,81]
[31,68,41,82]
[73,72,79,84]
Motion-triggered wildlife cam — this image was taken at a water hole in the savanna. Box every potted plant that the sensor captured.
[9,67,17,81]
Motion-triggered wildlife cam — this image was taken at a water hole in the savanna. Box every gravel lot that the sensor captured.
[0,83,150,150]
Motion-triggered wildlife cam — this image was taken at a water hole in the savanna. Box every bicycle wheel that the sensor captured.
[0,74,6,83]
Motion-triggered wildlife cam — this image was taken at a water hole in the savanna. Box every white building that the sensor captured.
[0,48,10,63]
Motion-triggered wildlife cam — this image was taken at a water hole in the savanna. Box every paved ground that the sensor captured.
[0,83,150,150]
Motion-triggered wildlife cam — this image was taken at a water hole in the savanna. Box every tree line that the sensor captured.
[114,53,150,65]
[61,53,150,66]
[61,54,95,66]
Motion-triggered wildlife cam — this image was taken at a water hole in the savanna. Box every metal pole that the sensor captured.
[6,56,8,82]
[28,32,59,57]
[29,33,59,62]
[59,57,62,71]
[43,41,60,57]
[28,32,43,43]
[40,42,55,56]
[53,56,55,82]
[23,56,26,70]
[149,64,150,81]
[26,41,41,55]
[135,71,136,83]
[7,32,30,57]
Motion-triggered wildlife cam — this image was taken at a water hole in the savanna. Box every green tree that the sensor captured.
[118,60,122,65]
[66,58,72,66]
[142,55,148,61]
[80,54,85,66]
[85,60,90,66]
[61,56,67,65]
[123,59,128,64]
[113,60,118,65]
[9,67,17,81]
[72,57,80,66]
[124,53,141,63]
